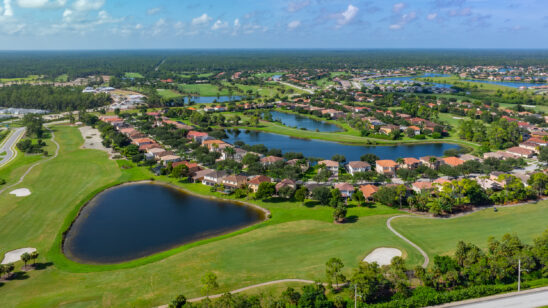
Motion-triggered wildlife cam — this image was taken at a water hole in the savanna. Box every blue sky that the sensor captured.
[0,0,546,49]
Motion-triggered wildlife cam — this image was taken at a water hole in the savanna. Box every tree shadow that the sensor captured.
[304,200,321,208]
[33,262,54,271]
[0,282,4,288]
[344,215,359,223]
[9,271,29,280]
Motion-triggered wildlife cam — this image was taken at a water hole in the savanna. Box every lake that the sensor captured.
[463,79,541,89]
[63,183,264,264]
[224,131,461,161]
[377,73,452,88]
[187,96,243,104]
[267,111,343,132]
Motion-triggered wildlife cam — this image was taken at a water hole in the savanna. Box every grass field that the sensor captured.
[0,125,545,307]
[54,74,68,82]
[178,83,229,96]
[391,202,548,258]
[0,75,41,83]
[157,89,182,99]
[124,72,144,79]
[180,73,213,78]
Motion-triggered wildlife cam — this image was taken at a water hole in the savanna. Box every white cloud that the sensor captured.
[287,20,300,30]
[211,19,227,30]
[337,4,358,28]
[151,17,166,35]
[427,13,437,20]
[147,7,160,15]
[4,0,13,16]
[17,0,47,8]
[389,11,417,30]
[191,13,211,26]
[286,0,310,13]
[135,23,142,30]
[72,0,104,11]
[393,2,406,13]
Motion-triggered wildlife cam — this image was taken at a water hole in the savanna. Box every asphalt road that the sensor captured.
[0,127,25,167]
[441,288,548,308]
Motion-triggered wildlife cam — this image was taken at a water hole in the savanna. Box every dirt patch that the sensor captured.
[79,126,115,159]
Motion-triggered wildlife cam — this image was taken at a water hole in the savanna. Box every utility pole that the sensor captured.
[518,259,521,292]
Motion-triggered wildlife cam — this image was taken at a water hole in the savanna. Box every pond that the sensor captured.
[267,111,343,132]
[63,183,264,264]
[224,131,461,161]
[186,96,243,104]
[462,79,542,89]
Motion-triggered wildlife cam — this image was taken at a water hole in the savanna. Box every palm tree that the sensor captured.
[0,264,5,279]
[21,253,31,269]
[223,146,235,160]
[30,251,39,266]
[396,157,404,167]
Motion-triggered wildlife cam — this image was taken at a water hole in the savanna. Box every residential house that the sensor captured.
[420,156,443,169]
[202,170,228,186]
[400,157,421,169]
[187,131,209,142]
[275,179,296,192]
[459,154,481,162]
[506,146,534,158]
[132,138,155,146]
[160,155,181,165]
[318,160,339,176]
[407,125,421,136]
[260,156,284,166]
[287,159,309,171]
[202,139,230,152]
[334,183,354,198]
[346,161,371,175]
[222,175,248,191]
[519,142,539,153]
[412,181,434,193]
[483,151,519,160]
[379,124,400,135]
[359,184,379,201]
[442,156,465,167]
[248,175,272,193]
[375,160,398,176]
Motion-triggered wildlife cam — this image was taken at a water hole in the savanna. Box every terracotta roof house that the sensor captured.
[187,131,209,142]
[222,175,248,191]
[334,183,354,198]
[506,146,534,158]
[202,140,230,151]
[346,161,371,175]
[248,175,272,192]
[132,138,155,146]
[139,143,161,151]
[519,142,539,153]
[275,179,296,192]
[420,156,443,169]
[375,160,398,176]
[483,151,519,160]
[407,125,421,136]
[412,181,434,193]
[400,157,421,169]
[260,156,284,166]
[359,184,379,200]
[318,160,339,175]
[442,156,465,167]
[172,161,201,174]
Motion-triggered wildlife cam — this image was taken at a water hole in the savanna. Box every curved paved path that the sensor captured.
[387,215,430,268]
[157,279,347,307]
[0,124,61,195]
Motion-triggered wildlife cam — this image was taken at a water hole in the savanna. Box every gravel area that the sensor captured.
[79,126,114,158]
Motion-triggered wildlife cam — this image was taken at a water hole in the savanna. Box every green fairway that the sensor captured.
[178,83,228,96]
[157,88,182,99]
[124,72,144,79]
[54,74,68,82]
[391,202,548,259]
[0,75,41,83]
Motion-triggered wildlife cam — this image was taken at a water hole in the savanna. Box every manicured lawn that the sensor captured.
[178,83,228,96]
[124,72,144,79]
[0,125,545,307]
[157,89,182,99]
[0,75,41,83]
[391,202,548,259]
[55,74,68,82]
[180,72,214,78]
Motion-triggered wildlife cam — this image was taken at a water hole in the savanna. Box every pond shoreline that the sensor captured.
[61,180,270,265]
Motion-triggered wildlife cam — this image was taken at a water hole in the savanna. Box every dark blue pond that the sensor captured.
[187,96,243,104]
[225,131,461,161]
[268,111,342,132]
[63,183,263,264]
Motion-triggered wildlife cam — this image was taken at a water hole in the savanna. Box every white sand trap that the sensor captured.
[363,248,402,266]
[1,248,36,264]
[9,188,31,197]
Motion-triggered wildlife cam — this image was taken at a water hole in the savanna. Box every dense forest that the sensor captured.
[0,50,547,78]
[0,85,111,111]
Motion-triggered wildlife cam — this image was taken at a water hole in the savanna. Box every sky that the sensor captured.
[0,0,547,49]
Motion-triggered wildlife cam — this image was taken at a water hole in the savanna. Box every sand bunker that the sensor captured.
[9,188,31,197]
[363,248,402,266]
[1,248,36,264]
